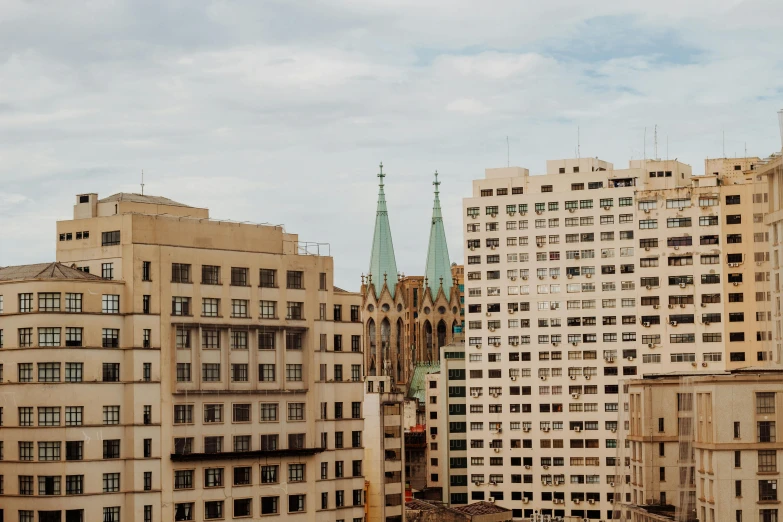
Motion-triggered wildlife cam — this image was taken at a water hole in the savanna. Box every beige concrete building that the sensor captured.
[364,376,406,522]
[619,369,782,522]
[0,192,366,522]
[761,153,783,363]
[460,156,773,520]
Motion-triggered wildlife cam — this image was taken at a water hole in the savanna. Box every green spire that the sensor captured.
[368,162,398,297]
[425,171,452,299]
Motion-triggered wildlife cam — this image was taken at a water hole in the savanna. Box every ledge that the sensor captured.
[171,447,325,462]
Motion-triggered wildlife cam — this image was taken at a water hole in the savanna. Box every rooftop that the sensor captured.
[405,499,440,512]
[0,262,105,282]
[98,192,192,208]
[452,501,512,516]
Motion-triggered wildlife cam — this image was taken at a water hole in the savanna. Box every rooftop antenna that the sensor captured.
[654,125,658,160]
[577,126,581,159]
[141,170,145,195]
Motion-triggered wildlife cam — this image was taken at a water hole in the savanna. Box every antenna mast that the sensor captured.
[654,125,658,160]
[141,170,145,195]
[577,126,581,159]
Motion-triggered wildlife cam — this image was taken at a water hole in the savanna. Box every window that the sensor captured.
[171,263,192,283]
[205,501,224,520]
[202,265,221,285]
[234,498,252,518]
[288,403,305,421]
[64,292,82,313]
[38,362,60,382]
[174,503,194,521]
[758,421,776,442]
[289,494,306,513]
[231,267,248,286]
[103,472,120,492]
[260,269,277,287]
[102,294,120,314]
[38,441,61,461]
[202,363,221,382]
[102,230,121,246]
[231,299,248,318]
[261,497,279,515]
[205,468,224,487]
[757,393,776,414]
[286,364,303,382]
[102,262,114,279]
[259,364,276,382]
[103,439,120,459]
[202,298,220,317]
[727,214,742,225]
[287,271,304,289]
[142,261,152,281]
[759,450,778,472]
[102,363,120,382]
[65,474,83,495]
[289,463,305,482]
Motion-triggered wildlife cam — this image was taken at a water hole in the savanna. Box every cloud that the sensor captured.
[0,0,782,284]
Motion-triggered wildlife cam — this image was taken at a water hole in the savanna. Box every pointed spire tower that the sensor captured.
[424,171,453,299]
[368,162,399,298]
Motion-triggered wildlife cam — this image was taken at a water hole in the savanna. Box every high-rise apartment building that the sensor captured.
[619,370,782,522]
[460,157,772,519]
[0,192,366,522]
[761,153,783,363]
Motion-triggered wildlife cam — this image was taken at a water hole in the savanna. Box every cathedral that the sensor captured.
[360,163,462,389]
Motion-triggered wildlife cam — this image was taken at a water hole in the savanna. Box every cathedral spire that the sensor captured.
[424,171,452,299]
[368,162,399,297]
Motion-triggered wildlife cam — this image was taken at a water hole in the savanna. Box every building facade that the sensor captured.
[364,376,406,522]
[0,192,366,522]
[460,157,773,519]
[619,370,782,522]
[362,166,462,389]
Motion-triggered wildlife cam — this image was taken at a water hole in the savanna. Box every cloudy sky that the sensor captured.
[1,0,782,289]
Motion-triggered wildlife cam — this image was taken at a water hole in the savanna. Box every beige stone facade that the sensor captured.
[620,370,782,522]
[459,157,773,519]
[0,193,366,522]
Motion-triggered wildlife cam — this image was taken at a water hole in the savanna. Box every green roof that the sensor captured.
[368,163,398,297]
[424,171,452,298]
[407,362,440,403]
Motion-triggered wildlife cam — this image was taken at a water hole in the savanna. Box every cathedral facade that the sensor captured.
[361,164,462,388]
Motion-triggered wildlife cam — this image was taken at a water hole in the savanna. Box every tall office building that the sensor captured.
[0,192,366,522]
[460,156,772,520]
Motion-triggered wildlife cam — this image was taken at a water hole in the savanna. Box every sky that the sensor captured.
[0,0,782,290]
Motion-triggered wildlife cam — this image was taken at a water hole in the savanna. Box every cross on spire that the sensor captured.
[433,170,440,196]
[378,162,385,189]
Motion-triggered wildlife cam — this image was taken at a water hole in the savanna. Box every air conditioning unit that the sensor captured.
[569,208,576,213]
[522,276,528,280]
[644,247,650,251]
[510,276,517,281]
[680,303,686,308]
[571,341,579,347]
[536,210,543,215]
[571,393,580,399]
[702,362,708,367]
[673,245,679,250]
[589,499,596,505]
[489,326,495,332]
[525,464,531,469]
[627,356,635,361]
[469,245,475,251]
[611,428,617,433]
[509,210,516,216]
[521,211,527,215]
[574,254,580,259]
[540,376,547,381]
[691,362,698,367]
[511,341,519,346]
[604,206,611,211]
[728,263,737,267]
[490,245,496,250]
[574,499,581,505]
[644,209,650,213]
[653,304,660,309]
[542,427,550,432]
[431,433,437,439]
[475,344,482,349]
[486,312,492,317]
[586,273,592,278]
[542,465,549,470]
[610,482,615,488]
[704,321,710,326]
[733,282,740,286]
[493,448,500,454]
[538,275,544,280]
[490,392,499,398]
[471,391,481,397]
[605,356,615,363]
[473,480,482,485]
[642,322,650,327]
[567,274,573,279]
[552,342,559,347]
[569,374,576,380]
[645,285,651,290]
[490,213,497,218]
[509,308,516,314]
[471,214,478,219]
[648,343,655,348]
[679,282,687,288]
[701,303,707,308]
[554,499,564,504]
[668,304,674,309]
[670,321,678,326]
[574,427,581,433]
[493,342,501,347]
[510,376,517,381]
[523,498,529,504]
[585,375,591,380]
[537,243,544,248]
[552,275,558,280]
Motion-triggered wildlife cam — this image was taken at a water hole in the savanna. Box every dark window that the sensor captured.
[101,231,121,246]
